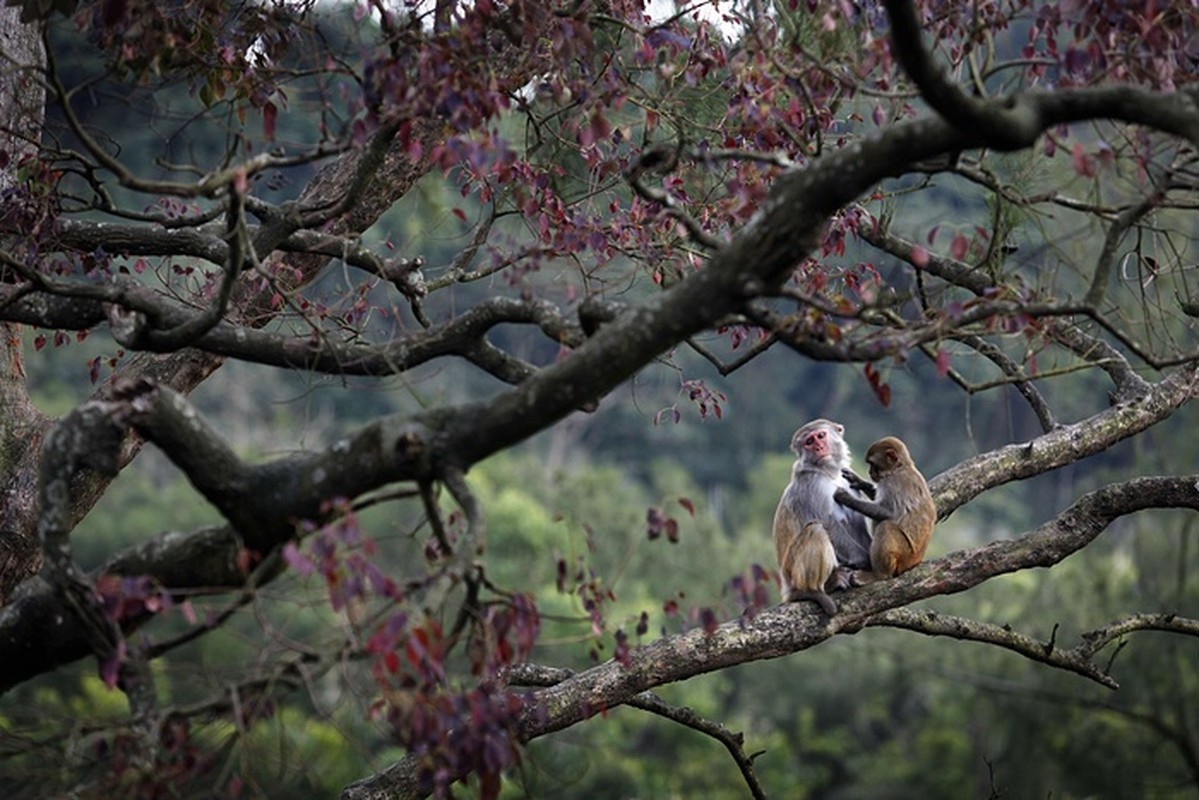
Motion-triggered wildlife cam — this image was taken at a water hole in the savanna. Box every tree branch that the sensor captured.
[344,475,1199,798]
[883,0,1043,151]
[858,220,1154,400]
[953,334,1057,432]
[863,608,1199,689]
[929,364,1199,519]
[1084,192,1161,308]
[504,663,768,800]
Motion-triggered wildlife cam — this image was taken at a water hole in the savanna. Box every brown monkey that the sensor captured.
[775,520,837,614]
[833,436,935,583]
[773,419,873,605]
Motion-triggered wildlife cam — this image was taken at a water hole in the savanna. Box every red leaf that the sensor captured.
[646,507,663,540]
[949,234,969,260]
[452,207,467,222]
[100,639,126,689]
[235,548,256,575]
[878,383,892,407]
[1071,143,1096,177]
[910,245,930,267]
[614,630,631,666]
[935,348,951,377]
[263,100,277,140]
[283,542,314,577]
[677,496,695,517]
[864,363,892,407]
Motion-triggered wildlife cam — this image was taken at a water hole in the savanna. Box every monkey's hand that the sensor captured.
[833,488,889,521]
[825,566,856,592]
[842,468,876,498]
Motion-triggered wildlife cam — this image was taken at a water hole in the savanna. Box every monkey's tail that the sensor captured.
[790,590,837,616]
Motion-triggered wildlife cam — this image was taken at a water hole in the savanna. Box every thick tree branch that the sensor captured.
[929,364,1199,519]
[0,283,578,379]
[345,474,1199,798]
[883,0,1043,151]
[0,524,257,694]
[504,663,768,800]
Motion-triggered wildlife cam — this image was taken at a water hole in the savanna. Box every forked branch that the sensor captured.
[866,609,1199,689]
[506,663,768,800]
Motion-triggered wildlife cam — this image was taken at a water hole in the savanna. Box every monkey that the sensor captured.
[775,520,837,614]
[772,419,873,605]
[833,436,936,584]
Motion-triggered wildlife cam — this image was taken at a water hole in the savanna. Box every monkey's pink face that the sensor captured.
[800,428,833,460]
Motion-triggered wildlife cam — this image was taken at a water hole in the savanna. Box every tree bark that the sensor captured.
[0,4,47,603]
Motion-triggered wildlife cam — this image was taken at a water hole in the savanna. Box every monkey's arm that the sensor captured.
[834,488,889,521]
[841,468,876,498]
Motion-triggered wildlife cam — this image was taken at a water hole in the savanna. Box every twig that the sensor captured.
[506,663,769,800]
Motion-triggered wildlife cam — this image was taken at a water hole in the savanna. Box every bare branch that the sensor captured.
[952,334,1057,432]
[44,37,333,200]
[506,663,769,800]
[883,0,1043,150]
[867,609,1127,687]
[858,222,1153,398]
[1084,192,1162,308]
[867,609,1199,710]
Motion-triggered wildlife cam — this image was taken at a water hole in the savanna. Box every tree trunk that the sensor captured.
[0,5,48,603]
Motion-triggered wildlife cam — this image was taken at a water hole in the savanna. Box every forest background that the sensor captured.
[0,0,1197,798]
